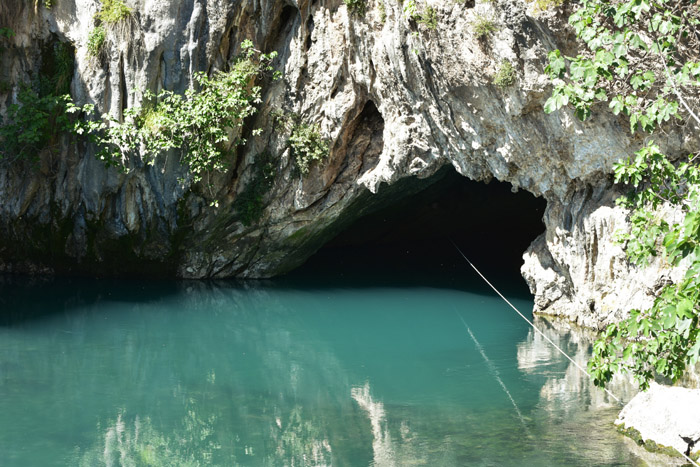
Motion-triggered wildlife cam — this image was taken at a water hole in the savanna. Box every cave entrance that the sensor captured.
[292,169,546,294]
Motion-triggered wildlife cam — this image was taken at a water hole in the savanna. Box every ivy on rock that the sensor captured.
[544,0,700,390]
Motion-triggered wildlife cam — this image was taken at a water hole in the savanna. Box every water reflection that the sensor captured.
[516,317,645,466]
[352,383,396,467]
[517,317,638,408]
[78,408,221,466]
[0,278,653,466]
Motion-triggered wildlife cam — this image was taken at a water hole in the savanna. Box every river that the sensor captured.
[0,268,645,466]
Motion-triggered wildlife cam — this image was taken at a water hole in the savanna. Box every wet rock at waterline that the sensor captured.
[0,0,697,331]
[615,383,700,462]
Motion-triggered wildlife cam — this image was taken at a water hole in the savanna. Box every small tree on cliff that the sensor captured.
[543,0,700,389]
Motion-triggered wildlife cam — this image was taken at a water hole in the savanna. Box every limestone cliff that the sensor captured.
[0,0,697,327]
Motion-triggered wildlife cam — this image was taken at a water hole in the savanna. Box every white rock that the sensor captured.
[616,383,700,459]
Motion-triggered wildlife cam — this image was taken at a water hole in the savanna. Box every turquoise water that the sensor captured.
[0,273,643,466]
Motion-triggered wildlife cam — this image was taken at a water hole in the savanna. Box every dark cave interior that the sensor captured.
[293,169,547,293]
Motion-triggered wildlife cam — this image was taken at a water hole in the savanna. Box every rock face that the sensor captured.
[616,383,700,461]
[0,1,697,325]
[521,184,691,329]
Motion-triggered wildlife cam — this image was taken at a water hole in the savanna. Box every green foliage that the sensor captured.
[344,0,367,16]
[403,0,438,29]
[0,40,75,161]
[590,143,700,390]
[403,0,419,19]
[289,122,329,175]
[73,41,278,187]
[0,27,14,61]
[96,0,132,24]
[543,0,699,129]
[418,6,438,29]
[471,14,497,38]
[544,0,700,390]
[39,41,74,96]
[87,26,106,57]
[0,87,73,161]
[493,60,515,88]
[377,0,387,23]
[233,152,276,226]
[528,0,564,13]
[86,0,131,58]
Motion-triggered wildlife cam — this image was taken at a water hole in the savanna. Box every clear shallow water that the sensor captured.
[0,273,643,466]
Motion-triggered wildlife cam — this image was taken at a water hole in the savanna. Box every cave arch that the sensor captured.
[292,169,546,291]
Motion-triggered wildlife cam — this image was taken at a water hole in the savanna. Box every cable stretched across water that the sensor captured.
[455,309,531,436]
[449,239,621,404]
[449,239,700,467]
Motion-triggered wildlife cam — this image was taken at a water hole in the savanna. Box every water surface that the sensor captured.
[0,271,643,466]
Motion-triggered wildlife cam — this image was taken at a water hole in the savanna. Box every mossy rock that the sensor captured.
[617,425,684,459]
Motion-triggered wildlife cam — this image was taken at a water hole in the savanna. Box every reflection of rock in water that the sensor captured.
[273,406,333,466]
[352,383,396,467]
[517,316,638,410]
[516,317,646,465]
[53,280,358,466]
[77,409,222,466]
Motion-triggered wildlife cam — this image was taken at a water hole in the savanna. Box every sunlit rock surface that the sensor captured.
[616,383,700,462]
[1,0,698,328]
[521,184,692,329]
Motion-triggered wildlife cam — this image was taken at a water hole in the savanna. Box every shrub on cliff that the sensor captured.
[0,88,72,161]
[493,60,515,88]
[0,41,75,161]
[73,41,278,187]
[544,0,700,390]
[289,122,329,175]
[96,0,132,24]
[344,0,367,16]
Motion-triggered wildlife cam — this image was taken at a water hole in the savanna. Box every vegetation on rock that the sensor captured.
[0,27,14,63]
[289,122,329,175]
[471,14,497,39]
[544,0,700,390]
[528,0,565,13]
[344,0,367,16]
[0,41,75,161]
[87,26,106,57]
[419,6,438,29]
[0,88,72,162]
[96,0,132,24]
[73,41,278,186]
[233,151,276,226]
[86,0,132,57]
[493,60,515,88]
[404,0,438,29]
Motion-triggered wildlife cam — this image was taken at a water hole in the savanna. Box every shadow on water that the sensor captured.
[0,275,183,326]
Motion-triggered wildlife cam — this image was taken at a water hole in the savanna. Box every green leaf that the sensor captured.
[546,50,567,78]
[676,298,694,319]
[609,96,624,115]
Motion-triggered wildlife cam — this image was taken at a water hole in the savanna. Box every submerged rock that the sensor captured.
[615,383,700,462]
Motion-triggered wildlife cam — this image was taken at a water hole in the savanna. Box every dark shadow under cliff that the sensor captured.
[291,169,546,293]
